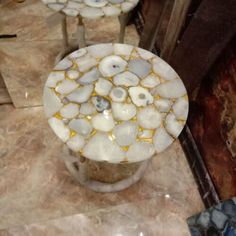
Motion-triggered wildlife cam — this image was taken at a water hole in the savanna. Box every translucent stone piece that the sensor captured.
[113,121,138,146]
[55,80,78,94]
[47,3,64,11]
[165,113,184,138]
[99,55,127,77]
[68,48,87,59]
[153,57,179,81]
[137,106,162,129]
[121,2,134,12]
[69,118,92,137]
[54,58,73,70]
[46,71,65,88]
[172,97,189,120]
[154,99,172,113]
[62,8,79,16]
[60,103,79,119]
[80,7,104,19]
[67,70,79,80]
[211,210,228,230]
[108,0,124,3]
[87,44,113,58]
[77,68,99,85]
[112,102,136,121]
[114,44,133,56]
[137,48,154,60]
[103,5,121,16]
[113,71,139,87]
[91,111,115,132]
[48,117,70,142]
[128,59,151,78]
[154,79,186,98]
[126,142,155,162]
[129,0,139,3]
[66,134,85,152]
[66,85,93,103]
[75,54,97,72]
[153,127,174,153]
[42,0,57,3]
[83,132,124,163]
[141,75,160,88]
[67,1,85,10]
[43,87,63,117]
[95,78,112,96]
[128,86,154,107]
[91,96,111,112]
[79,102,96,115]
[84,0,108,7]
[138,129,153,139]
[109,87,127,102]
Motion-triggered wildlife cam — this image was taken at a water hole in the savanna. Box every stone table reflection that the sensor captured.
[41,0,139,61]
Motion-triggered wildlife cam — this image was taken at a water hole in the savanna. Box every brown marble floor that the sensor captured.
[0,0,139,108]
[0,105,204,235]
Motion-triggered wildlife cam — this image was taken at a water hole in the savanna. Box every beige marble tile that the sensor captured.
[0,196,200,236]
[0,105,204,232]
[0,41,63,107]
[0,0,71,41]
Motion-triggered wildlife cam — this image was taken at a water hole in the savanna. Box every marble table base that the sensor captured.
[62,146,150,193]
[56,13,129,63]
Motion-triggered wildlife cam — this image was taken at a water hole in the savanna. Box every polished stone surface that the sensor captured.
[44,44,188,163]
[0,105,204,234]
[42,0,139,18]
[187,198,236,235]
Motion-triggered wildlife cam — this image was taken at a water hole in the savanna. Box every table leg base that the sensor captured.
[118,13,129,43]
[62,146,150,193]
[55,13,129,62]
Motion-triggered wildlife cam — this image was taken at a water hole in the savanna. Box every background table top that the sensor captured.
[41,0,139,18]
[43,43,188,163]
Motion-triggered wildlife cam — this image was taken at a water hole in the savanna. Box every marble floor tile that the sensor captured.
[0,105,204,233]
[0,196,201,236]
[0,0,62,41]
[0,41,63,108]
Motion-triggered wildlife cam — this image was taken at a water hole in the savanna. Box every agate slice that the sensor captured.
[99,55,127,77]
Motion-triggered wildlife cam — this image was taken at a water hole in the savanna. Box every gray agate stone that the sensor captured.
[92,96,111,112]
[109,0,124,3]
[77,68,99,85]
[128,59,151,79]
[187,198,236,236]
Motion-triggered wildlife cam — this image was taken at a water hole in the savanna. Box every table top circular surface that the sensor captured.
[41,0,139,18]
[43,43,189,163]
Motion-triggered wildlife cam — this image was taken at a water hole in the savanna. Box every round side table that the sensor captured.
[42,0,139,60]
[43,43,189,192]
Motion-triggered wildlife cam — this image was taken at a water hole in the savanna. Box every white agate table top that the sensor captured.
[43,43,189,164]
[41,0,139,18]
